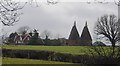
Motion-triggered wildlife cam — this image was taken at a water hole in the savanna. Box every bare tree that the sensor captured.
[0,0,59,26]
[17,26,30,34]
[0,0,119,26]
[83,14,120,65]
[40,30,52,39]
[94,14,120,52]
[54,33,61,39]
[0,0,27,26]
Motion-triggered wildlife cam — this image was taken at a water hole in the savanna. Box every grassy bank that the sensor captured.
[2,45,90,55]
[2,57,73,64]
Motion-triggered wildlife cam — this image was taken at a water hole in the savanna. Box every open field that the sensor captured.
[2,45,88,65]
[2,45,90,55]
[2,45,117,65]
[2,57,73,64]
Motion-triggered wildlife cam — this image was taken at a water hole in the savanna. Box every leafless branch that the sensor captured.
[94,14,120,47]
[0,0,26,26]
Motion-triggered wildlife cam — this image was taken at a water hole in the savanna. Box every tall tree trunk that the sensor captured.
[111,40,115,57]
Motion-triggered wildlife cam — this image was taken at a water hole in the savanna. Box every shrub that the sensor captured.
[2,49,89,63]
[84,46,120,66]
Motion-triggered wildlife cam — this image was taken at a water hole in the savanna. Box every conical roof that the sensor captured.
[81,22,92,43]
[68,21,80,40]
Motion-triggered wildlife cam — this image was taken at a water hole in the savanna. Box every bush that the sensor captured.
[84,46,120,66]
[2,49,89,63]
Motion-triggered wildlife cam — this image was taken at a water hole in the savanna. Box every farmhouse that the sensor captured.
[7,21,92,46]
[14,32,31,44]
[8,29,44,45]
[65,21,92,46]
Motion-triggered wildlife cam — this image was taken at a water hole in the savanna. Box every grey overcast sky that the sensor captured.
[1,2,118,40]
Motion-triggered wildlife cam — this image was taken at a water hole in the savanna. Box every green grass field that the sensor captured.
[1,45,88,65]
[2,57,72,64]
[2,45,90,55]
[2,45,114,65]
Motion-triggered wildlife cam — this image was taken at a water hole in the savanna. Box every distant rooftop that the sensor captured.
[68,21,80,40]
